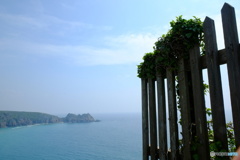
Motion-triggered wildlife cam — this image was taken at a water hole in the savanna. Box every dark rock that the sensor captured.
[63,113,96,123]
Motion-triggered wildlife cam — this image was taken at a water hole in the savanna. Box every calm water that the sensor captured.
[0,113,142,160]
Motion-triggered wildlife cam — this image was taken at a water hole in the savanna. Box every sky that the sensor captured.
[0,0,239,115]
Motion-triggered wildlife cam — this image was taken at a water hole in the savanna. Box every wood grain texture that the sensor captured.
[203,16,228,151]
[167,69,179,160]
[141,79,149,160]
[148,78,158,160]
[157,74,168,160]
[222,3,240,147]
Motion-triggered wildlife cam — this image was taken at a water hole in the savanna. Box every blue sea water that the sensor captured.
[0,113,142,160]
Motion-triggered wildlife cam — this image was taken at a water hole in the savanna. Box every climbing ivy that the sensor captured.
[154,16,204,71]
[137,16,204,78]
[137,52,156,79]
[207,109,236,160]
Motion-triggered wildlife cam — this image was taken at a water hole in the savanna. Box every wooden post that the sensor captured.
[178,58,194,160]
[148,78,158,160]
[156,73,168,160]
[167,68,179,160]
[203,17,228,151]
[190,44,210,159]
[221,3,240,147]
[142,78,149,160]
[178,58,192,160]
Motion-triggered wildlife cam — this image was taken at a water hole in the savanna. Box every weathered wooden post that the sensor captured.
[221,3,240,148]
[203,17,228,151]
[156,71,168,160]
[178,58,194,160]
[148,78,158,160]
[166,68,179,160]
[190,44,210,159]
[141,78,149,160]
[139,52,157,160]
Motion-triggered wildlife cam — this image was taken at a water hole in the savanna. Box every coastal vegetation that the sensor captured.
[0,111,97,128]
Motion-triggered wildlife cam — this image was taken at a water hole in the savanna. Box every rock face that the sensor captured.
[0,111,97,128]
[63,113,96,123]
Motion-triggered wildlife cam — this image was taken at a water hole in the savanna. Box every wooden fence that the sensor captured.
[141,3,240,160]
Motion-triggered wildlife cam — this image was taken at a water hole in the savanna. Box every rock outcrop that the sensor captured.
[63,113,96,123]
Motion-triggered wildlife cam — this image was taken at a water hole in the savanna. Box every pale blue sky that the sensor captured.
[0,0,239,115]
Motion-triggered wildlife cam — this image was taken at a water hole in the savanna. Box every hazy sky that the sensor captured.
[0,0,239,115]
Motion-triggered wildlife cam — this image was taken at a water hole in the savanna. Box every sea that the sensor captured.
[0,113,142,160]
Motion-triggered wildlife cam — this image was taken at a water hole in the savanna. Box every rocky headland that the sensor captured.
[0,111,98,128]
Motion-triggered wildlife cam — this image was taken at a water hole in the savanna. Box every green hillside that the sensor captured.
[0,111,61,128]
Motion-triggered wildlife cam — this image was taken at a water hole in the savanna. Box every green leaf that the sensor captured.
[186,33,192,38]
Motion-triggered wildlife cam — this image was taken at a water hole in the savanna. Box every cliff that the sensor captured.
[0,111,97,128]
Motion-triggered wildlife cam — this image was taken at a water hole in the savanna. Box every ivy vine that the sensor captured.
[155,16,204,71]
[137,16,204,78]
[137,52,156,79]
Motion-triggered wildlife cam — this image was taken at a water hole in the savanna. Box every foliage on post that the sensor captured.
[137,52,156,79]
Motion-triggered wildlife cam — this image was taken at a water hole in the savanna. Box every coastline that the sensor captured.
[0,111,98,128]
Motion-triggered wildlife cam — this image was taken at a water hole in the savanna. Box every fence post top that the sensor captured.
[204,16,213,23]
[203,16,214,28]
[221,3,234,13]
